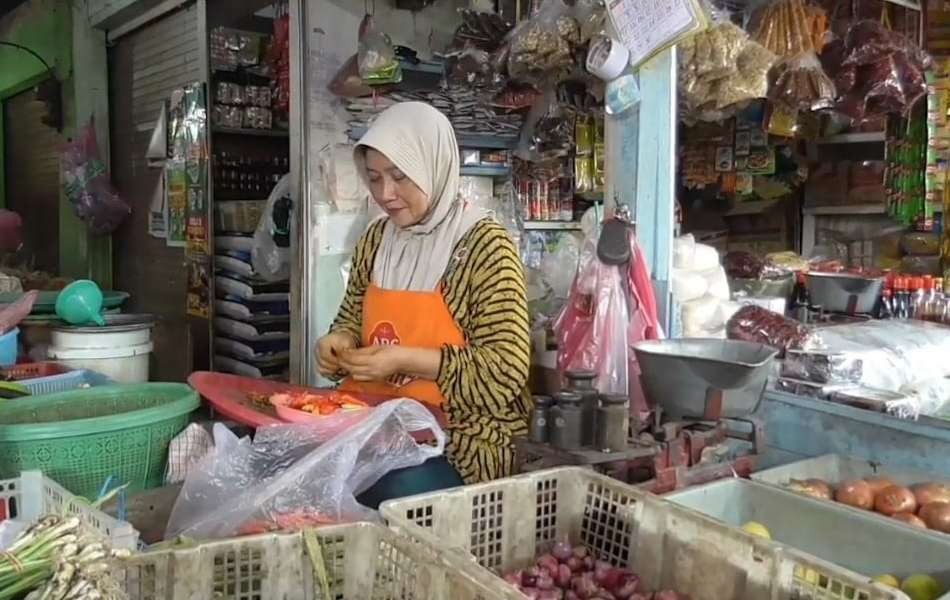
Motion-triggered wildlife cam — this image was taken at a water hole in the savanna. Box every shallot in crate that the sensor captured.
[380,467,904,600]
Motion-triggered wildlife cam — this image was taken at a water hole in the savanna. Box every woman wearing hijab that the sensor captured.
[316,102,531,493]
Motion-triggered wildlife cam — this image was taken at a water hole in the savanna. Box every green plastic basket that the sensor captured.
[0,383,199,499]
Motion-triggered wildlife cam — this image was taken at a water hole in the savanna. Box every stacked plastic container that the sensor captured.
[213,234,290,380]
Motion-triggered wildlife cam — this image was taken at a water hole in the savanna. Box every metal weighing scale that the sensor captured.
[516,338,778,492]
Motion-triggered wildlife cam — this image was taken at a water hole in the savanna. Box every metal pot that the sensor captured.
[804,272,884,315]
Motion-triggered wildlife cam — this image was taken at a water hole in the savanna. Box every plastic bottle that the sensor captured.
[926,277,945,323]
[911,277,928,320]
[894,278,910,319]
[878,288,894,320]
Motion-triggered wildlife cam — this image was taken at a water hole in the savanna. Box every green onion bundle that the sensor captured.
[0,515,129,600]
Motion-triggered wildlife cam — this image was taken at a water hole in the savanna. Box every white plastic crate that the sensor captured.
[751,453,950,490]
[381,467,904,600]
[668,478,950,598]
[0,470,138,550]
[122,522,509,600]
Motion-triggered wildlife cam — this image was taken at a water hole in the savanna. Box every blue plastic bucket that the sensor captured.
[0,328,19,367]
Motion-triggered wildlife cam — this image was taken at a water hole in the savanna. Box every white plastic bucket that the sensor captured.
[47,316,154,383]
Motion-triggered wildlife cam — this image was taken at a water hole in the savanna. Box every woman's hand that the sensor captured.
[339,345,405,382]
[339,345,442,382]
[316,331,358,377]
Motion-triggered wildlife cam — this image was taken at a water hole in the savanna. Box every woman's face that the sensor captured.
[364,148,429,227]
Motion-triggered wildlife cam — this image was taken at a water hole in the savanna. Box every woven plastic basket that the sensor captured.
[0,383,199,499]
[18,370,113,395]
[122,523,507,600]
[381,467,905,600]
[0,470,138,550]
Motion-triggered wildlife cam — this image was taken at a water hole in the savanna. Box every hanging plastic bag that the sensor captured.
[555,225,661,417]
[357,14,402,85]
[251,173,293,282]
[506,0,579,87]
[61,119,131,235]
[165,398,446,540]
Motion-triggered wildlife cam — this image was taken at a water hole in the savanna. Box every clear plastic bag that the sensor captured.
[357,14,401,85]
[769,52,836,111]
[61,119,131,235]
[794,320,950,394]
[554,226,661,418]
[726,304,819,354]
[165,398,446,540]
[506,0,579,87]
[251,173,293,282]
[318,144,368,212]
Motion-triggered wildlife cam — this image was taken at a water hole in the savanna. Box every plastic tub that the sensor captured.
[0,383,199,498]
[122,524,504,599]
[48,315,154,383]
[0,327,18,367]
[667,478,950,590]
[0,470,138,550]
[381,467,901,600]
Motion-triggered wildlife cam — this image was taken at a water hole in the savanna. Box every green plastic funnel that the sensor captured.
[55,280,106,326]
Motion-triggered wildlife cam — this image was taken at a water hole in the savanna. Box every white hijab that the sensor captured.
[354,102,487,291]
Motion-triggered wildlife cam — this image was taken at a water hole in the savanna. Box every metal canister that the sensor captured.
[595,394,629,452]
[550,391,584,450]
[529,395,553,443]
[564,370,598,446]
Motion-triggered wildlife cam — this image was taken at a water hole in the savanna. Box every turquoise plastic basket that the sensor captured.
[0,383,199,498]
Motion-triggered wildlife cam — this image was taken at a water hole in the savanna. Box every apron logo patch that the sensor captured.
[369,321,401,346]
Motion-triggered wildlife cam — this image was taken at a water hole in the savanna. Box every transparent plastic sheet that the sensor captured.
[726,304,819,354]
[506,0,579,87]
[900,377,950,419]
[317,144,368,212]
[61,119,131,235]
[781,322,950,418]
[782,349,864,384]
[251,173,292,282]
[165,398,445,540]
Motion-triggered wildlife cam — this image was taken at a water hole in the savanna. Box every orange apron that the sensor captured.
[340,283,465,408]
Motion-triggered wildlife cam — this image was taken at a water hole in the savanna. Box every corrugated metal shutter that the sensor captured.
[109,2,201,382]
[3,86,64,273]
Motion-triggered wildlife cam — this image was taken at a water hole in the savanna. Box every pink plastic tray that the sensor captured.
[187,372,446,434]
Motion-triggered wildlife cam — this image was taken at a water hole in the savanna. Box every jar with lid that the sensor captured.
[564,370,598,446]
[550,392,584,450]
[595,394,629,452]
[529,395,553,443]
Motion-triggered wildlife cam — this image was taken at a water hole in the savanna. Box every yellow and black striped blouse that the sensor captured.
[331,217,531,484]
